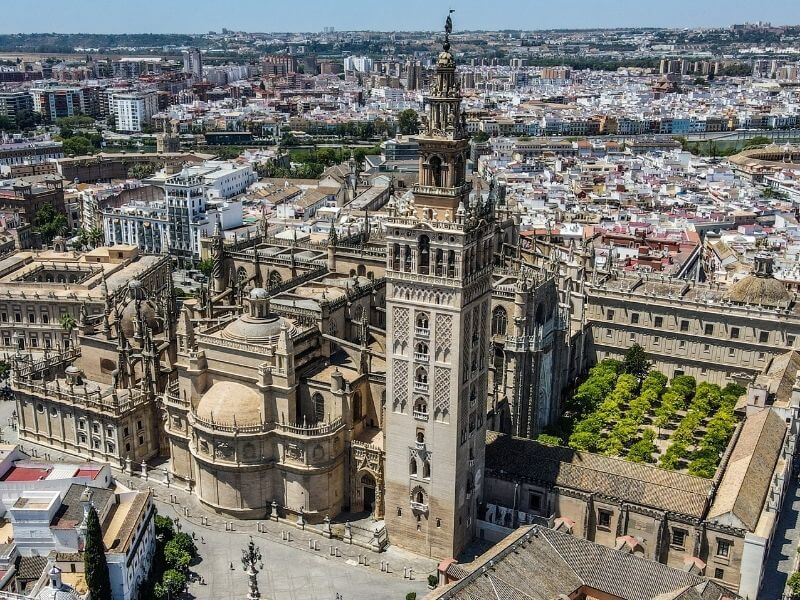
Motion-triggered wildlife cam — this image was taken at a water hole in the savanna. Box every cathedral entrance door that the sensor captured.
[363,485,375,513]
[360,472,376,514]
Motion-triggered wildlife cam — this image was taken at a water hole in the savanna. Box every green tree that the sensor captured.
[197,258,214,277]
[397,109,420,135]
[33,204,68,244]
[536,434,562,446]
[628,429,658,463]
[60,313,77,334]
[155,569,187,600]
[154,515,175,542]
[84,506,112,600]
[472,131,490,143]
[0,116,14,131]
[622,344,650,379]
[88,226,104,248]
[788,572,800,598]
[61,135,94,156]
[164,539,191,572]
[169,531,198,559]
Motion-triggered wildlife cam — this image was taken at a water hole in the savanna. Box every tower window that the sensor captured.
[313,393,325,424]
[418,235,430,275]
[491,307,508,336]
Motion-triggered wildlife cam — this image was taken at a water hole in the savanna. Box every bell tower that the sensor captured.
[384,13,495,560]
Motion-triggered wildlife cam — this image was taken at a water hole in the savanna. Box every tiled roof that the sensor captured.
[708,408,786,531]
[434,527,737,600]
[485,431,712,517]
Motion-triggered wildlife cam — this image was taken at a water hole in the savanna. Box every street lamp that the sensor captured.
[242,536,262,600]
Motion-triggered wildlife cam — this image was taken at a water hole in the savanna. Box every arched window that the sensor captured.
[353,391,362,422]
[435,248,444,276]
[410,458,418,476]
[415,367,428,384]
[416,431,425,444]
[429,156,442,187]
[392,243,401,270]
[423,460,431,479]
[492,307,508,336]
[416,313,429,331]
[447,250,456,278]
[414,397,428,418]
[415,490,425,504]
[237,266,247,285]
[313,393,325,424]
[415,341,429,359]
[418,235,430,274]
[403,244,412,272]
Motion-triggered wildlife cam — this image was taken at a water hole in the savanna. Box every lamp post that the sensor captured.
[242,536,262,600]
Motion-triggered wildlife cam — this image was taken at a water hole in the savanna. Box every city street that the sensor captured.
[763,474,800,599]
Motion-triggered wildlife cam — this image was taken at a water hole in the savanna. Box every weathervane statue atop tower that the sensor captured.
[444,9,455,50]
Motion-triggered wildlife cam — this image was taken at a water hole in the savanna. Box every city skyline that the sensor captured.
[1,0,800,34]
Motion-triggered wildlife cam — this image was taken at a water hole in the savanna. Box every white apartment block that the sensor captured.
[112,91,158,133]
[103,202,170,255]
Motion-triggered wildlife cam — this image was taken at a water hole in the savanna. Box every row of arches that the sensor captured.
[410,456,431,478]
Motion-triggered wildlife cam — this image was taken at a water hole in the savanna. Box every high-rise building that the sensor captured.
[112,90,158,133]
[384,16,496,559]
[29,86,86,122]
[0,91,34,126]
[405,61,423,90]
[182,48,203,79]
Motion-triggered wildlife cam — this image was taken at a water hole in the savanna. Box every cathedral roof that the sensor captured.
[484,431,712,517]
[195,381,264,427]
[723,272,791,308]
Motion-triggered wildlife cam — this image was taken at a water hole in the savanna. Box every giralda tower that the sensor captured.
[383,13,496,559]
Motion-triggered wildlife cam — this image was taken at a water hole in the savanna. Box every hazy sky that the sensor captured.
[2,0,799,34]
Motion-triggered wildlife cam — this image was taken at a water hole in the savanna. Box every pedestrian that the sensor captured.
[201,536,204,544]
[230,562,234,570]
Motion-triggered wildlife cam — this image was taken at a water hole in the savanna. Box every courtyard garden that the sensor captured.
[538,345,744,478]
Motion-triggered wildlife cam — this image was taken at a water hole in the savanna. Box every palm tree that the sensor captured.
[60,314,76,333]
[88,227,104,248]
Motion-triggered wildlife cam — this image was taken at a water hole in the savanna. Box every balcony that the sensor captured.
[413,410,429,422]
[415,327,430,338]
[414,381,428,392]
[414,352,429,362]
[410,501,429,513]
[415,440,425,450]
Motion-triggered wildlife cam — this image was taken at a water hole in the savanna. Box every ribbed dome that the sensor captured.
[195,381,263,426]
[120,299,163,338]
[222,313,287,343]
[724,274,791,308]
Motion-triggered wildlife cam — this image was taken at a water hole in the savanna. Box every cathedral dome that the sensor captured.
[119,299,163,338]
[723,254,792,308]
[221,312,289,343]
[724,274,791,308]
[195,381,264,426]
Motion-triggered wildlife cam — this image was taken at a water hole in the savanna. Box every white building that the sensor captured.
[112,91,158,133]
[103,202,170,254]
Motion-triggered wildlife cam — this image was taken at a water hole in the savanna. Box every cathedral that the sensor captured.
[11,16,568,562]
